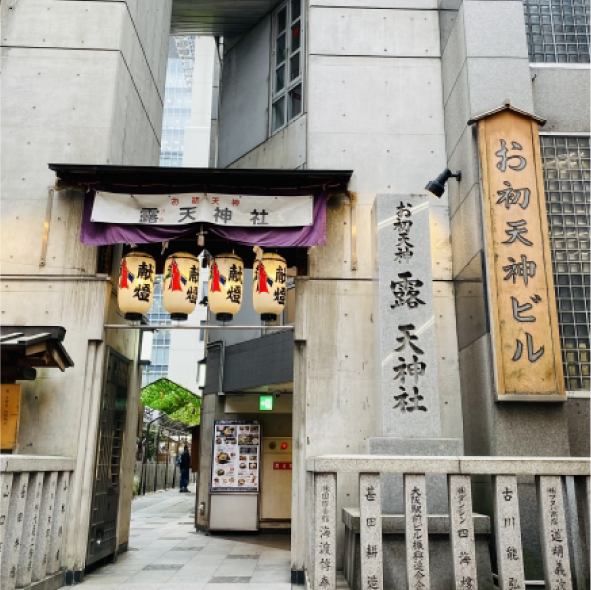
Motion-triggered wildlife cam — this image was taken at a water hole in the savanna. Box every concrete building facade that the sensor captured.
[194,0,589,582]
[1,0,172,583]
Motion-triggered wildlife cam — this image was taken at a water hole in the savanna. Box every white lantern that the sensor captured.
[118,251,155,321]
[163,252,200,321]
[208,253,243,322]
[253,253,287,322]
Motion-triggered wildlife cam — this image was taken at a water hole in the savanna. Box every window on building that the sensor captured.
[541,135,590,391]
[523,0,590,63]
[271,0,303,134]
[142,277,172,387]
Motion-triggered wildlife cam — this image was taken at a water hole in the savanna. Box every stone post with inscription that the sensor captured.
[367,194,462,513]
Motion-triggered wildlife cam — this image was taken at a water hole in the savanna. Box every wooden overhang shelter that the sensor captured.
[0,326,74,382]
[48,164,353,273]
[49,164,352,192]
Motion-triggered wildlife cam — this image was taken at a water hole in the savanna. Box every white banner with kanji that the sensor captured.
[91,191,314,227]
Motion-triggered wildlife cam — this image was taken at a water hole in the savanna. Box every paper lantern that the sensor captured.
[118,251,155,321]
[209,253,244,322]
[163,252,200,321]
[253,253,287,322]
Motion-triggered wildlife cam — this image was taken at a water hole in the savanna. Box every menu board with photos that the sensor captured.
[211,420,261,492]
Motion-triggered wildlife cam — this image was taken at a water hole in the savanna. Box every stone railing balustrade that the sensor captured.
[306,455,590,590]
[0,455,75,590]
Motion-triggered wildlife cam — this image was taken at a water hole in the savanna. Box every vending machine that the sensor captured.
[209,419,261,531]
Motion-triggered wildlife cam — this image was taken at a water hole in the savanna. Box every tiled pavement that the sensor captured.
[78,484,294,590]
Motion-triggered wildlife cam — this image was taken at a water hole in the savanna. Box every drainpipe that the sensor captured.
[140,415,160,495]
[153,427,161,492]
[206,340,225,394]
[172,435,177,490]
[164,440,169,490]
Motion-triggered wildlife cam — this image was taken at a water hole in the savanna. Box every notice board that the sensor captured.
[1,384,21,450]
[211,420,261,492]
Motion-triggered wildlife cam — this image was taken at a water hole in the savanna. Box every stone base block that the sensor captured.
[342,509,493,590]
[363,437,463,513]
[31,571,66,590]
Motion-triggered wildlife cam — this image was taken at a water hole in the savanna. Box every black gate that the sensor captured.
[86,347,130,566]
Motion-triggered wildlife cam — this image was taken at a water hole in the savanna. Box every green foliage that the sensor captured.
[168,404,201,426]
[141,378,201,426]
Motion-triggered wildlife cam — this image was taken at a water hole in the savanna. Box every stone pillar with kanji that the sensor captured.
[367,194,462,513]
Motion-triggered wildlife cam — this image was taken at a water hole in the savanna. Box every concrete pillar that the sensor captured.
[1,0,173,579]
[441,0,570,456]
[439,0,571,579]
[184,37,217,167]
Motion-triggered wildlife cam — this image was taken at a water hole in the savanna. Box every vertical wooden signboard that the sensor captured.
[1,384,21,449]
[474,106,565,401]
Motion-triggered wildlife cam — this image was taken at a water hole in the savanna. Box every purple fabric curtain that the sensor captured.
[80,189,328,247]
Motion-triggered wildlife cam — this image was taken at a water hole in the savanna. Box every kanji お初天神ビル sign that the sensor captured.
[475,107,564,400]
[91,191,314,227]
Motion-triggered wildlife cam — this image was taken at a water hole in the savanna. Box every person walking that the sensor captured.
[178,444,191,493]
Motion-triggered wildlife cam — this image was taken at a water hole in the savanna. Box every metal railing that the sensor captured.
[306,455,590,590]
[0,455,75,590]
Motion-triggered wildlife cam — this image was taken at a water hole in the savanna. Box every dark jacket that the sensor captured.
[179,450,191,469]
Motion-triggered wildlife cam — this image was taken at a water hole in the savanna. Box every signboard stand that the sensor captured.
[211,420,261,492]
[209,420,262,532]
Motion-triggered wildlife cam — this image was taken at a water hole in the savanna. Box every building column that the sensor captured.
[2,0,172,580]
[440,0,572,579]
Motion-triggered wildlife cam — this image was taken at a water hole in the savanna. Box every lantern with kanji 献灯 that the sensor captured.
[253,253,288,322]
[208,253,244,322]
[118,251,156,321]
[163,252,200,321]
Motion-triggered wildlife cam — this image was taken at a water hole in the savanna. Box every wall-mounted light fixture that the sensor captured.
[197,357,207,390]
[425,168,462,198]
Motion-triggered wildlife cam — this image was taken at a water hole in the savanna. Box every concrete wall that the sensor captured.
[293,0,463,568]
[218,16,272,167]
[1,0,172,576]
[440,0,590,579]
[203,331,294,393]
[184,37,217,168]
[441,0,589,460]
[229,116,307,170]
[210,0,590,578]
[532,67,591,133]
[214,0,464,573]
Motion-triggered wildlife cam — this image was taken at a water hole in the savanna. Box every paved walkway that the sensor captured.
[80,484,293,590]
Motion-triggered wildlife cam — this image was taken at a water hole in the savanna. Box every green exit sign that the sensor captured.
[260,395,274,411]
